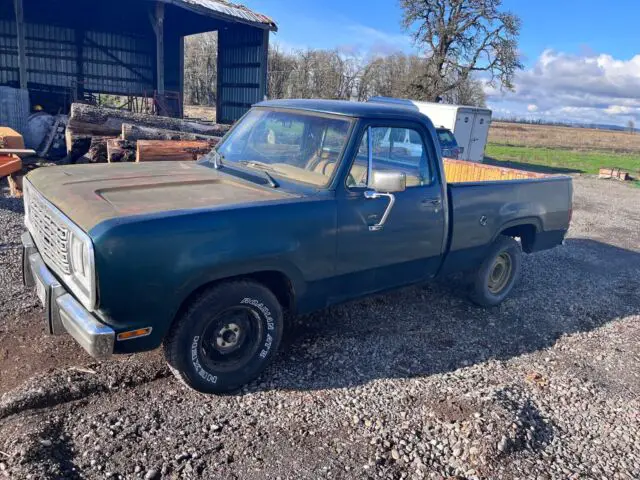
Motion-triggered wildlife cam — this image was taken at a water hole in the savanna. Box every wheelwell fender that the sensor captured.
[164,263,303,339]
[495,217,542,253]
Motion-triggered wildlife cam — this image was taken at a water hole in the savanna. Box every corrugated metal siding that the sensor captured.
[0,20,18,85]
[0,20,154,95]
[83,31,154,94]
[217,25,267,123]
[25,23,76,89]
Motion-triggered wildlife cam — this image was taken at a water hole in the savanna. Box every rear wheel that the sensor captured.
[469,235,522,307]
[164,281,284,394]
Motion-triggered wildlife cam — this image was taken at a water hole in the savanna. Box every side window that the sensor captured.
[348,127,430,188]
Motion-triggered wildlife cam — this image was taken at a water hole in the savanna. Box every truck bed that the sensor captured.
[440,165,572,276]
[443,158,548,183]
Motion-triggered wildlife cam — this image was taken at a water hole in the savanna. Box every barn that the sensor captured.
[0,0,277,123]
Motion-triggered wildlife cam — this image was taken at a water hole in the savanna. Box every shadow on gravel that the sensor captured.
[493,387,554,454]
[261,238,640,392]
[23,420,82,479]
[0,193,24,214]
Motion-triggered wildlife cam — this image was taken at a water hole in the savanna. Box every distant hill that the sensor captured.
[494,118,639,133]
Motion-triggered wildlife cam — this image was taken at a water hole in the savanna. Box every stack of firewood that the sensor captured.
[65,103,230,164]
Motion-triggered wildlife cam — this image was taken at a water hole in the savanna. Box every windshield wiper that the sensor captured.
[238,161,279,188]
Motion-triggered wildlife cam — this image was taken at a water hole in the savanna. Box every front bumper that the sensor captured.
[22,232,114,360]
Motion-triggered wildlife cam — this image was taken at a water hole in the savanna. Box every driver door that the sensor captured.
[335,122,446,299]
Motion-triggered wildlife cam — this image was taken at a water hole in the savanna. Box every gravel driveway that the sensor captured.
[0,177,638,480]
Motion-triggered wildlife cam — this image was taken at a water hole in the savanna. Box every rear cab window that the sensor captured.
[436,129,457,148]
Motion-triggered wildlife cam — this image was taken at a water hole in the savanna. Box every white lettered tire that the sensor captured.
[163,281,284,394]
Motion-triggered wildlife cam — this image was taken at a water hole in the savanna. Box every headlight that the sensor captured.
[24,179,97,311]
[68,230,96,310]
[70,235,88,279]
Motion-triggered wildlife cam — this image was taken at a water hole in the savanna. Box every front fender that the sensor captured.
[89,197,336,354]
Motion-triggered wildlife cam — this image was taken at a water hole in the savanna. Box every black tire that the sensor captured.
[164,281,284,394]
[469,235,522,307]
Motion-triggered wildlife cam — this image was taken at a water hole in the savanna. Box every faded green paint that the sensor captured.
[26,162,290,231]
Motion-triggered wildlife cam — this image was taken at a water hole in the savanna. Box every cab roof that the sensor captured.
[256,99,433,124]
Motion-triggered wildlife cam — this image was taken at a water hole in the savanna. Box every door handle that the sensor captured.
[422,198,442,207]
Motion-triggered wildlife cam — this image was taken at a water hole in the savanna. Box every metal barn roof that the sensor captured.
[161,0,277,31]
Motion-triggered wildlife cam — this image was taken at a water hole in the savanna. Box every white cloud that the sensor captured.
[344,24,413,56]
[272,22,414,58]
[487,49,640,125]
[604,105,633,115]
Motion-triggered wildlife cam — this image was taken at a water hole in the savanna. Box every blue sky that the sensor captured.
[245,0,640,125]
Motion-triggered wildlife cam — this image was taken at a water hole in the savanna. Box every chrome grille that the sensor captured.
[27,189,71,275]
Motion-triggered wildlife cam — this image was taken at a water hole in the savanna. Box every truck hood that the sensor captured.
[26,161,292,232]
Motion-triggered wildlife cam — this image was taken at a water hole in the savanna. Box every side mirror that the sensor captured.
[364,171,406,232]
[370,170,406,193]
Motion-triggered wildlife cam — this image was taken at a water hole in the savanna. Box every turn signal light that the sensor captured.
[117,327,153,341]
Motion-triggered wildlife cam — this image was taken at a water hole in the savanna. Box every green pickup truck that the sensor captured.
[22,99,572,393]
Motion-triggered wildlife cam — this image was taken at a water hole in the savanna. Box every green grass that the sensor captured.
[486,144,640,175]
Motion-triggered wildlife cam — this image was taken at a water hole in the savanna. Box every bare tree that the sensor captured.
[268,43,297,99]
[628,119,636,134]
[400,0,522,101]
[356,53,486,106]
[440,73,487,106]
[183,32,218,105]
[184,39,486,108]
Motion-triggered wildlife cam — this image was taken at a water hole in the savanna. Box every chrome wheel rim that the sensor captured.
[487,252,513,294]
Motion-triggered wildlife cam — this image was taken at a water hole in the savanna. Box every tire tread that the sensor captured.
[163,280,282,393]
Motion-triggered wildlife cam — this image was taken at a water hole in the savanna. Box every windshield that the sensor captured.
[214,108,353,187]
[436,129,458,148]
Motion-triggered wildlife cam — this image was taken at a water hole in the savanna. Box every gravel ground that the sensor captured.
[0,177,639,480]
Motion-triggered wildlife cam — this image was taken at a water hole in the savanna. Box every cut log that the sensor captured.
[122,123,223,142]
[66,128,115,163]
[65,128,93,160]
[86,136,114,163]
[68,103,231,137]
[136,140,218,163]
[107,139,137,163]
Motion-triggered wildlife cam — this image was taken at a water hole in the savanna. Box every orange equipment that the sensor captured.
[0,127,24,177]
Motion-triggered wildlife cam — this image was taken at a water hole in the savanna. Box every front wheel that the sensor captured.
[164,281,284,394]
[469,235,522,307]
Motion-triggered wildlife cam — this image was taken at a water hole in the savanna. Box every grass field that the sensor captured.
[486,122,640,184]
[485,144,640,175]
[489,121,640,154]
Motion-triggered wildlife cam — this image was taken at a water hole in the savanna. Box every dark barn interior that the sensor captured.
[0,0,276,123]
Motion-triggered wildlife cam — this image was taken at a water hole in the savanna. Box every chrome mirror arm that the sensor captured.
[364,191,396,231]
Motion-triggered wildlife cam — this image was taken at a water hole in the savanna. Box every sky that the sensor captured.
[244,0,640,126]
